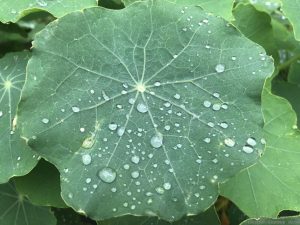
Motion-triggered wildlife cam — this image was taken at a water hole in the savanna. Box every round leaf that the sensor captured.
[0,52,38,184]
[18,0,273,221]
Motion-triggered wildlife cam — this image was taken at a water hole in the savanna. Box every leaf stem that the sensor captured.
[278,53,300,71]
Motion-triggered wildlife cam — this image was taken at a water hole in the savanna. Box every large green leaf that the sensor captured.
[0,52,38,184]
[281,0,300,41]
[220,79,300,217]
[0,182,56,225]
[0,0,97,23]
[18,0,273,221]
[241,216,300,225]
[14,159,67,208]
[97,207,220,225]
[122,0,234,20]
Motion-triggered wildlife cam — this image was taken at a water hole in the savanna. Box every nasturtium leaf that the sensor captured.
[54,208,97,225]
[0,182,56,225]
[18,0,273,221]
[0,52,38,184]
[122,0,234,20]
[232,4,278,63]
[97,207,220,225]
[220,79,300,217]
[14,159,67,208]
[0,0,97,23]
[240,216,300,225]
[281,0,300,41]
[288,61,300,84]
[242,0,281,13]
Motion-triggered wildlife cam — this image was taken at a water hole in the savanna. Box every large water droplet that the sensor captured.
[82,154,92,165]
[136,103,148,113]
[215,64,225,73]
[131,155,140,164]
[117,127,125,136]
[246,137,257,146]
[98,167,117,183]
[150,133,163,148]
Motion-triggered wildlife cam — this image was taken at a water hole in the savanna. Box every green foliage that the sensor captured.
[0,0,300,224]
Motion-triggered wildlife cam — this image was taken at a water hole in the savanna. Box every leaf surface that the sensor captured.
[97,207,220,225]
[18,0,273,221]
[0,52,38,184]
[220,79,300,217]
[0,182,56,225]
[0,0,97,23]
[241,216,300,225]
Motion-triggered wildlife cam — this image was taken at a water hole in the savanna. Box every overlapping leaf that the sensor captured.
[0,52,38,184]
[18,0,273,221]
[241,216,300,225]
[0,0,97,23]
[220,79,300,217]
[122,0,234,20]
[281,0,300,41]
[0,182,56,225]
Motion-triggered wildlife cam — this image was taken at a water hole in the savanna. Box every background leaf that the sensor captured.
[14,159,67,208]
[0,182,56,225]
[220,79,300,217]
[18,0,273,222]
[0,0,97,23]
[0,52,38,184]
[240,216,300,225]
[281,0,300,41]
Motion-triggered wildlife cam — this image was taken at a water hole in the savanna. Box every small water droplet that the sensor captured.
[215,64,225,73]
[98,167,117,183]
[82,136,95,149]
[154,81,161,87]
[117,127,125,136]
[231,56,237,61]
[203,137,211,143]
[82,154,92,165]
[128,98,135,104]
[137,103,148,113]
[131,155,140,164]
[203,100,211,108]
[224,138,235,147]
[131,171,140,179]
[173,94,181,99]
[219,122,228,129]
[108,123,118,131]
[41,118,49,124]
[246,137,257,146]
[150,133,163,148]
[72,106,80,113]
[163,182,171,190]
[0,111,3,117]
[242,145,254,153]
[36,0,47,7]
[155,187,164,194]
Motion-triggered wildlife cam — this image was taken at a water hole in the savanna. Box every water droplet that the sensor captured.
[131,155,140,164]
[155,187,164,194]
[128,98,135,104]
[204,137,211,143]
[137,103,148,113]
[82,154,92,165]
[212,104,221,111]
[98,167,117,183]
[203,100,211,108]
[163,182,172,190]
[131,171,140,179]
[41,118,49,124]
[123,164,130,170]
[117,127,125,136]
[242,146,254,154]
[231,56,237,61]
[215,64,225,73]
[164,125,171,131]
[108,123,118,131]
[246,137,257,146]
[150,133,163,148]
[36,0,47,7]
[82,136,95,149]
[86,178,92,184]
[224,138,235,147]
[174,94,181,99]
[219,122,228,128]
[0,111,3,117]
[154,81,161,87]
[72,106,80,113]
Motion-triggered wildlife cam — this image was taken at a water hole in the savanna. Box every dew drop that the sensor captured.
[212,104,221,111]
[163,182,172,190]
[41,118,49,124]
[0,111,3,117]
[219,122,228,129]
[72,106,80,113]
[98,167,117,183]
[137,103,148,113]
[128,98,135,105]
[131,155,140,164]
[224,138,235,147]
[82,136,95,149]
[155,187,164,194]
[203,137,211,143]
[203,100,211,108]
[242,146,254,154]
[82,154,92,165]
[174,94,181,99]
[215,64,225,73]
[150,133,163,148]
[131,171,140,179]
[117,127,125,136]
[246,137,257,146]
[108,123,118,131]
[154,81,161,87]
